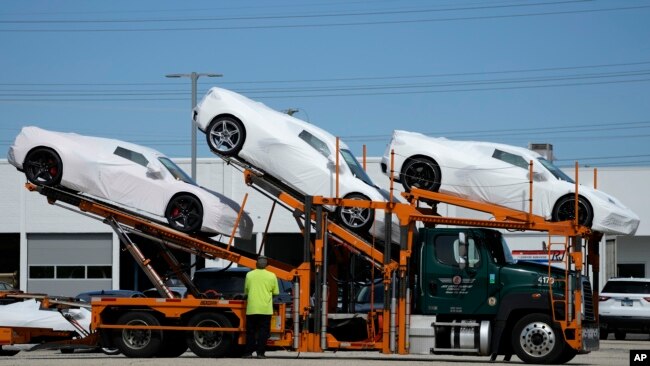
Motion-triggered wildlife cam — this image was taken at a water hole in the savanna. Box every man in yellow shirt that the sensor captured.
[243,256,279,359]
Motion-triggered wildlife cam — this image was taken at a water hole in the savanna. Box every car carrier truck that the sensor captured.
[1,153,601,364]
[0,142,599,364]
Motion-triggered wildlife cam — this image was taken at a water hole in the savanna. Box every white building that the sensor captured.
[0,157,648,296]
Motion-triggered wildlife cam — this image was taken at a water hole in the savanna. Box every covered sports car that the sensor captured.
[381,130,639,235]
[193,87,400,241]
[7,126,253,238]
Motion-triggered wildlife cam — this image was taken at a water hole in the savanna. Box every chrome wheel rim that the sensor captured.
[122,319,151,350]
[208,120,241,153]
[519,321,556,359]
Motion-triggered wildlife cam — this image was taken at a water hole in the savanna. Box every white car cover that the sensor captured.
[7,126,253,238]
[382,130,639,235]
[0,299,90,333]
[194,87,403,243]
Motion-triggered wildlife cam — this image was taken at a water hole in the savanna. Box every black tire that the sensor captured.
[614,330,626,340]
[0,346,19,356]
[23,147,63,186]
[113,311,163,358]
[60,348,74,354]
[511,313,567,364]
[165,194,203,233]
[157,331,188,357]
[335,193,374,234]
[400,157,441,193]
[185,312,233,358]
[552,195,593,228]
[599,329,609,340]
[555,346,578,364]
[205,116,246,157]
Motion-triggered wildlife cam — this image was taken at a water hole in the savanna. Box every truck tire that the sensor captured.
[511,313,567,364]
[614,330,626,340]
[186,312,233,358]
[113,311,163,358]
[157,331,188,357]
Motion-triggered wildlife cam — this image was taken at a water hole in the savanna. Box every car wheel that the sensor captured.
[511,313,567,364]
[614,330,626,340]
[205,116,246,157]
[165,194,203,233]
[0,346,19,356]
[23,147,63,186]
[100,347,121,355]
[185,312,233,358]
[552,195,593,227]
[112,312,163,358]
[400,157,441,193]
[335,193,374,234]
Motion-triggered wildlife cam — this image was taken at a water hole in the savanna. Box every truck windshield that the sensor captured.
[340,149,375,186]
[538,158,574,183]
[158,157,196,185]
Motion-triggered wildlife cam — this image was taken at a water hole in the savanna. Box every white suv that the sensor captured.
[599,277,650,340]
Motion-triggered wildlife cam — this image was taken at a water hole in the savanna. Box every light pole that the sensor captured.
[166,72,222,180]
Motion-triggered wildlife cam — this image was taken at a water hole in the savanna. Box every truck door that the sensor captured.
[418,230,497,316]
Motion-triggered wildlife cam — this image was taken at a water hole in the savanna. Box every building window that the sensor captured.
[617,263,645,278]
[57,266,85,279]
[87,266,112,279]
[29,266,54,279]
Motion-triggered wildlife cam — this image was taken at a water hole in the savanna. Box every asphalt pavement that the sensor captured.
[1,338,649,366]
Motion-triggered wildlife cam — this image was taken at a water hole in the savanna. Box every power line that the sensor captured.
[0,1,589,24]
[1,5,647,32]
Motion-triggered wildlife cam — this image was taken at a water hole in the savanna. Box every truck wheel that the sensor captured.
[511,313,566,364]
[113,311,163,358]
[186,312,233,358]
[555,346,578,364]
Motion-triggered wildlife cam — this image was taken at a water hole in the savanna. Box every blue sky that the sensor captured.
[1,0,649,168]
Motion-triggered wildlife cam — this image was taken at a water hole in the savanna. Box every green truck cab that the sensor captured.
[410,227,598,364]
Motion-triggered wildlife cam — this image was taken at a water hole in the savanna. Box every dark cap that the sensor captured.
[256,256,268,269]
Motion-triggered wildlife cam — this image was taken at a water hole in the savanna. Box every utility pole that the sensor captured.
[166,72,222,180]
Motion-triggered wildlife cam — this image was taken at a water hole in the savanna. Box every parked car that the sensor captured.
[599,277,650,340]
[354,281,384,313]
[74,289,146,303]
[192,266,292,302]
[0,281,22,305]
[381,130,639,235]
[7,126,253,237]
[193,87,401,241]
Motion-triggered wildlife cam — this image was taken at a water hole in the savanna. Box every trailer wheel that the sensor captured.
[186,312,233,358]
[100,347,121,355]
[113,312,163,358]
[24,147,63,186]
[205,116,246,157]
[0,346,19,356]
[614,330,626,340]
[335,193,374,234]
[511,313,567,364]
[157,331,188,357]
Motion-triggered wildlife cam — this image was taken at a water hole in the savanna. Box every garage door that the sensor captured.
[27,233,112,297]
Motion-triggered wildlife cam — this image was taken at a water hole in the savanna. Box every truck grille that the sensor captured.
[582,280,596,321]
